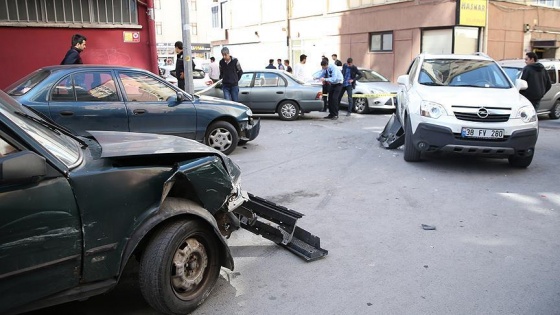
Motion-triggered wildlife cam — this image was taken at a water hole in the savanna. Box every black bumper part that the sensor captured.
[377,113,405,149]
[242,117,261,141]
[234,193,328,262]
[412,123,538,157]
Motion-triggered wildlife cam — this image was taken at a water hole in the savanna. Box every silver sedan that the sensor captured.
[196,69,323,121]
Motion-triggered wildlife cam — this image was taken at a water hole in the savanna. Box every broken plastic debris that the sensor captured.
[421,224,436,230]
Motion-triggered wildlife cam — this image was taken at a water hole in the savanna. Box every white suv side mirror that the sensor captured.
[397,75,409,87]
[515,79,528,91]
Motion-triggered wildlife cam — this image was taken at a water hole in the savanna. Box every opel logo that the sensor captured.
[477,107,489,119]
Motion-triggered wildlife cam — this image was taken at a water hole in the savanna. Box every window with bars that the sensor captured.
[0,0,138,25]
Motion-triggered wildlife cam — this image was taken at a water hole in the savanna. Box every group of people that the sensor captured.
[265,59,293,73]
[59,33,551,115]
[311,54,362,120]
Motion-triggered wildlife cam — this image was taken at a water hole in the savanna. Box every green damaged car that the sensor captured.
[0,90,327,315]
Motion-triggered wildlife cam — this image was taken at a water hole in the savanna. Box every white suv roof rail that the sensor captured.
[473,52,491,58]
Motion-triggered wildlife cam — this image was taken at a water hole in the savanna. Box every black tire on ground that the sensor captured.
[549,100,560,119]
[508,154,534,168]
[354,96,369,114]
[403,115,421,162]
[205,121,239,155]
[139,220,221,315]
[277,100,300,121]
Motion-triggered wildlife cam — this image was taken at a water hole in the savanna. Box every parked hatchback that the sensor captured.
[6,65,260,155]
[196,69,323,121]
[498,58,560,119]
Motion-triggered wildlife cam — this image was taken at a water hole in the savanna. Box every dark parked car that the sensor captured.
[0,90,326,314]
[6,65,259,155]
[196,69,323,121]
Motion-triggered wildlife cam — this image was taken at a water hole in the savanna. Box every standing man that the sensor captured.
[208,56,220,83]
[174,41,185,91]
[266,59,276,69]
[520,52,551,110]
[339,57,363,116]
[219,47,243,102]
[332,54,342,66]
[277,59,285,70]
[316,56,332,112]
[60,34,87,65]
[319,59,343,120]
[284,59,292,73]
[293,54,308,81]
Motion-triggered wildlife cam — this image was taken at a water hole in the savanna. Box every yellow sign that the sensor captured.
[123,31,140,43]
[458,0,487,27]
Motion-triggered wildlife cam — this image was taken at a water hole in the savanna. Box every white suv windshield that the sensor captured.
[419,59,512,88]
[0,92,82,167]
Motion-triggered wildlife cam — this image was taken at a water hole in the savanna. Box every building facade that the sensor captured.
[205,0,560,81]
[0,0,160,89]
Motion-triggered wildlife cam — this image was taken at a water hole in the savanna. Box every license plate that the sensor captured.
[461,127,504,139]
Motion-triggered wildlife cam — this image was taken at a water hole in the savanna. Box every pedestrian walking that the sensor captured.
[174,41,185,91]
[339,58,363,115]
[219,47,243,102]
[266,59,276,69]
[208,56,220,83]
[60,34,87,65]
[520,52,552,110]
[277,59,285,70]
[319,59,343,120]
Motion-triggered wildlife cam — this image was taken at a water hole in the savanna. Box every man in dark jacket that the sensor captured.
[265,59,276,69]
[174,41,185,91]
[219,47,243,101]
[521,52,552,110]
[338,58,363,115]
[60,34,87,65]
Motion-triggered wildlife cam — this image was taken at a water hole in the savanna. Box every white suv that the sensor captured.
[382,53,538,167]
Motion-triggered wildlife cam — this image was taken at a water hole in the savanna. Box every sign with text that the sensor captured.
[123,31,140,43]
[457,0,487,27]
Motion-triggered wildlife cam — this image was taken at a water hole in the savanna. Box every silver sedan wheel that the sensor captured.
[278,101,299,121]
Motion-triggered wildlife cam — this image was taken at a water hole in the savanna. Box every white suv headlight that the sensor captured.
[420,101,447,119]
[515,105,537,123]
[246,108,253,116]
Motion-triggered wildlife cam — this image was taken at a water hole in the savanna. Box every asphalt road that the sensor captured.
[26,111,560,315]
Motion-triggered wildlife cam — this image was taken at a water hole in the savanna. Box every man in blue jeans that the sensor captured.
[340,57,362,116]
[219,47,243,102]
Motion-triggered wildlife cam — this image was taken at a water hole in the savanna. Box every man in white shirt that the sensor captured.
[293,54,308,81]
[208,56,220,83]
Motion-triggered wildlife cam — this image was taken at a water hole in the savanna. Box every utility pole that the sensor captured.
[180,0,194,94]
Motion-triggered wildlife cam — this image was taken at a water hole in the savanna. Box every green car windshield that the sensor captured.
[0,91,82,167]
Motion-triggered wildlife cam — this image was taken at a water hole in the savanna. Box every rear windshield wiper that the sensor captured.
[15,108,88,148]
